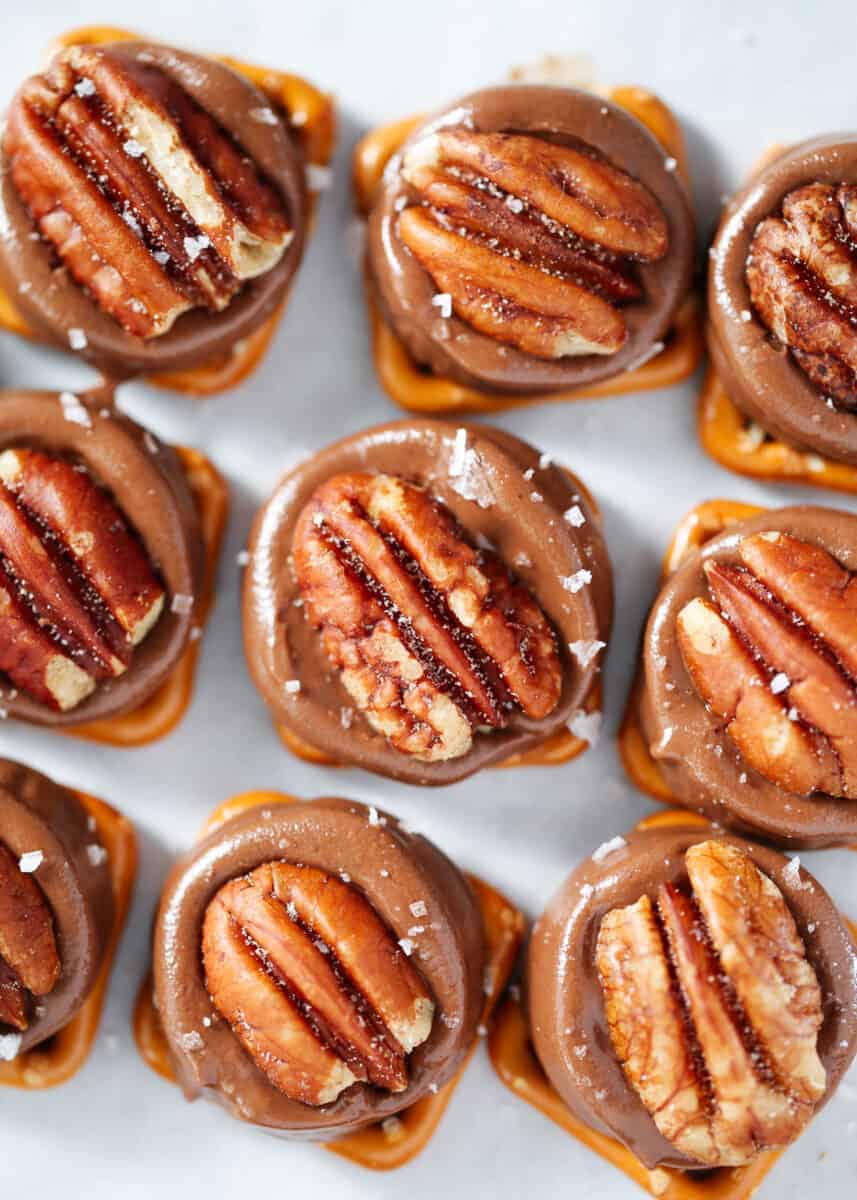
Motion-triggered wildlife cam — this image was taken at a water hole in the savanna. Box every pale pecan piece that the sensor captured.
[397,127,668,359]
[677,531,857,797]
[4,45,291,339]
[596,840,825,1167]
[202,862,434,1106]
[747,183,857,407]
[0,841,60,1032]
[0,448,164,711]
[292,472,562,762]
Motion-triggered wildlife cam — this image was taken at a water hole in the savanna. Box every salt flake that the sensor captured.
[249,106,279,125]
[432,292,452,319]
[171,593,194,615]
[60,392,91,429]
[284,679,301,695]
[86,844,108,867]
[770,672,790,695]
[592,835,627,864]
[18,850,43,873]
[568,639,605,668]
[74,78,96,98]
[569,709,601,746]
[564,505,586,528]
[68,327,87,350]
[561,569,592,594]
[123,139,145,158]
[0,1033,22,1061]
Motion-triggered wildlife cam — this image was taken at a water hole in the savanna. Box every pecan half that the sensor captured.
[396,127,668,359]
[596,840,825,1167]
[4,45,291,339]
[0,447,165,711]
[747,183,857,407]
[0,841,60,1032]
[676,531,857,798]
[292,472,562,762]
[202,862,435,1106]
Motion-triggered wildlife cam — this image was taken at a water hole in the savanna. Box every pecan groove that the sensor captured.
[596,841,825,1167]
[397,127,669,358]
[0,841,60,1032]
[0,448,164,711]
[292,472,562,762]
[677,531,857,797]
[203,862,434,1106]
[5,45,292,338]
[747,183,857,406]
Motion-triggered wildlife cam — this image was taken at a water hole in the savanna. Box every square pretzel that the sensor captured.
[487,807,856,1200]
[0,790,136,1090]
[352,87,703,416]
[698,368,857,497]
[66,445,228,748]
[0,25,336,398]
[133,790,525,1171]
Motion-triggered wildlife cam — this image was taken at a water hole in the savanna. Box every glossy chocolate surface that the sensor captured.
[708,135,857,464]
[368,85,694,395]
[0,42,307,378]
[243,419,613,785]
[0,387,203,726]
[154,797,484,1136]
[527,822,857,1170]
[0,759,113,1053]
[641,505,857,848]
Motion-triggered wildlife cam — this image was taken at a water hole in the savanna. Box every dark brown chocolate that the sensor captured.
[0,387,203,727]
[154,797,485,1136]
[0,759,113,1054]
[640,505,857,848]
[527,821,857,1171]
[708,135,857,464]
[367,85,694,395]
[242,419,613,785]
[0,41,308,379]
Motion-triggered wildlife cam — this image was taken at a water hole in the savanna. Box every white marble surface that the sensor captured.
[1,1,856,1196]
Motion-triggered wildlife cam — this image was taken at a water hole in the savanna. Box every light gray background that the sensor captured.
[0,1,855,1196]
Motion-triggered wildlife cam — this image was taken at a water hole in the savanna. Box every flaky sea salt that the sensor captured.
[410,900,428,918]
[74,77,96,98]
[449,428,468,477]
[171,593,194,615]
[123,139,145,158]
[86,844,108,867]
[564,505,586,527]
[539,453,553,469]
[284,679,301,694]
[18,850,43,873]
[398,938,415,957]
[448,434,496,507]
[529,491,543,502]
[523,467,535,481]
[663,157,678,172]
[236,550,250,566]
[432,292,452,319]
[183,234,211,262]
[179,1031,204,1052]
[591,835,627,864]
[249,106,279,125]
[770,672,790,695]
[561,569,592,594]
[68,327,87,350]
[153,249,170,266]
[505,195,524,214]
[0,1033,22,1061]
[569,709,601,746]
[568,639,605,669]
[368,805,386,827]
[60,392,91,428]
[782,857,803,887]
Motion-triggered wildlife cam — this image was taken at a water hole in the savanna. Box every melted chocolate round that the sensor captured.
[0,759,113,1053]
[0,41,308,379]
[154,797,484,1136]
[0,387,203,727]
[527,822,857,1171]
[708,135,857,464]
[367,85,694,395]
[641,505,857,848]
[242,419,613,785]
